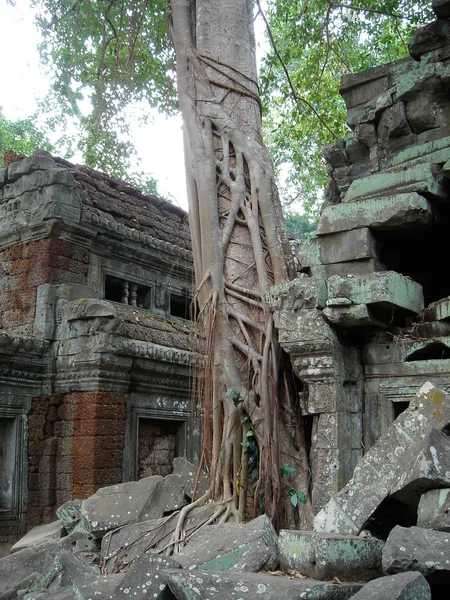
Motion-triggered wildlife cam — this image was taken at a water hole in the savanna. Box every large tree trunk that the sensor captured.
[169,0,313,532]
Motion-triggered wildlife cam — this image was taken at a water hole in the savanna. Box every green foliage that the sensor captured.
[261,1,434,218]
[288,487,307,507]
[31,0,176,183]
[0,107,53,161]
[280,464,296,476]
[283,211,317,239]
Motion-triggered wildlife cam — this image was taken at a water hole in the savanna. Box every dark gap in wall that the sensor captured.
[405,342,450,361]
[170,293,192,320]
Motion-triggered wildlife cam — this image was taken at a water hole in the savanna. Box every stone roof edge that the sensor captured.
[112,336,202,366]
[82,207,193,261]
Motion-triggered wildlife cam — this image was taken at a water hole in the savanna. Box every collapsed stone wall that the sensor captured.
[269,3,450,514]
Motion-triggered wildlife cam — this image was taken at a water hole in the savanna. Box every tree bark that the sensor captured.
[169,0,313,530]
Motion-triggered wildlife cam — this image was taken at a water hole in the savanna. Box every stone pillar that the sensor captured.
[267,278,364,512]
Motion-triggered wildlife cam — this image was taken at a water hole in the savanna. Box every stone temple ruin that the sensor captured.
[0,151,200,541]
[2,2,450,599]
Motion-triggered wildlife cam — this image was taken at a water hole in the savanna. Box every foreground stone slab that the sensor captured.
[319,228,379,265]
[314,383,450,535]
[0,532,87,595]
[108,553,181,600]
[173,457,209,500]
[318,193,434,235]
[327,271,424,315]
[278,530,383,582]
[177,515,278,572]
[80,476,163,537]
[166,570,362,600]
[417,488,450,532]
[383,526,450,581]
[349,571,431,600]
[11,520,63,553]
[424,297,450,321]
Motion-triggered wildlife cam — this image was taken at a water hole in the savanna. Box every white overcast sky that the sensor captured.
[0,1,269,212]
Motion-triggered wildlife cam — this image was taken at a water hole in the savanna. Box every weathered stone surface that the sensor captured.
[318,193,435,235]
[278,530,383,582]
[417,488,450,532]
[11,520,63,553]
[424,297,450,321]
[323,304,389,328]
[80,477,163,537]
[295,237,321,268]
[343,163,447,203]
[176,515,278,572]
[110,552,181,600]
[409,19,450,60]
[6,154,59,181]
[319,229,379,265]
[166,570,363,600]
[349,571,431,600]
[318,260,385,278]
[0,532,88,595]
[314,383,450,535]
[327,271,424,315]
[56,500,83,533]
[383,526,450,580]
[139,474,187,521]
[101,502,224,574]
[72,574,124,600]
[172,457,209,500]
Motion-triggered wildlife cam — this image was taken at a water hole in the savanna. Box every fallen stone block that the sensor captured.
[417,488,450,532]
[101,502,224,574]
[173,457,209,500]
[176,514,278,572]
[318,193,435,235]
[0,532,87,595]
[278,530,383,582]
[314,383,450,535]
[0,572,40,600]
[139,474,187,521]
[11,520,63,553]
[348,571,431,600]
[72,574,124,600]
[323,304,389,328]
[327,271,424,315]
[424,297,450,322]
[166,570,363,600]
[80,476,163,537]
[21,589,77,600]
[109,553,181,600]
[409,19,450,60]
[383,525,450,582]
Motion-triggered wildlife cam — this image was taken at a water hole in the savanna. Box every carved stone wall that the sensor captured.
[269,6,450,513]
[0,152,199,541]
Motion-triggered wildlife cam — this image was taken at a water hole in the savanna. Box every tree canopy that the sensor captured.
[22,1,433,215]
[259,0,433,214]
[0,107,53,161]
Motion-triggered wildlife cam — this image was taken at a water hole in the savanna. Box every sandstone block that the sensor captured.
[278,530,383,582]
[417,488,450,532]
[343,163,447,204]
[166,570,362,600]
[349,572,430,600]
[327,271,424,315]
[383,525,450,581]
[314,383,450,535]
[409,19,450,60]
[424,297,450,321]
[11,520,63,553]
[176,515,278,572]
[318,193,435,235]
[319,228,378,265]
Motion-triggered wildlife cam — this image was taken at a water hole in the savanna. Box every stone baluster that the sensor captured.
[130,282,138,307]
[121,280,129,305]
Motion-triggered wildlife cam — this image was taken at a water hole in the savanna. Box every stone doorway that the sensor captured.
[137,418,184,479]
[0,418,17,514]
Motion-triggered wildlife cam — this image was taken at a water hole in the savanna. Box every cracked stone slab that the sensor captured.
[314,383,450,535]
[11,520,63,553]
[383,526,450,581]
[278,530,384,582]
[176,514,279,572]
[166,570,363,600]
[348,571,431,600]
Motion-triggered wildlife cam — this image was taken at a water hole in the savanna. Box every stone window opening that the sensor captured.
[169,293,192,320]
[104,275,151,309]
[137,418,186,479]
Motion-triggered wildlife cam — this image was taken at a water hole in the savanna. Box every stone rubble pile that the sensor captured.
[0,383,449,599]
